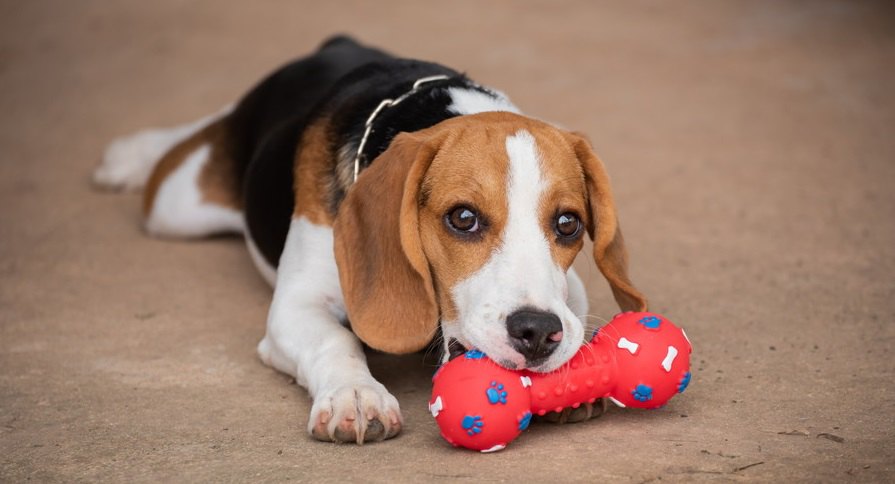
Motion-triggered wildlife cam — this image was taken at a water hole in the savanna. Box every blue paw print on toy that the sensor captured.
[486,381,508,405]
[638,316,662,330]
[464,349,486,359]
[461,415,484,436]
[632,384,653,402]
[518,412,532,431]
[678,371,692,393]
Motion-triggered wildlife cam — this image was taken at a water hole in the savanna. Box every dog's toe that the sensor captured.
[332,417,359,443]
[310,409,332,440]
[308,382,403,444]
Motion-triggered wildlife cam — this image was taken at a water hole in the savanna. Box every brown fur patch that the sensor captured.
[417,119,512,321]
[293,119,337,226]
[533,128,589,271]
[198,122,241,209]
[333,111,645,352]
[564,131,648,311]
[143,133,200,217]
[333,129,444,353]
[416,113,645,320]
[418,113,594,319]
[142,119,239,216]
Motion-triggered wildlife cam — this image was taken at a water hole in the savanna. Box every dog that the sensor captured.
[93,36,647,444]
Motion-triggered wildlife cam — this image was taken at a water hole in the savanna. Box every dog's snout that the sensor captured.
[506,309,563,363]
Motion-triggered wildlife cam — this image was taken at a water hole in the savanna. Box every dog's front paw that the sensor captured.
[534,398,609,424]
[308,381,403,444]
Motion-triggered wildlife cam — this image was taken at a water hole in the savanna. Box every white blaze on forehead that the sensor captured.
[451,129,553,305]
[503,130,550,282]
[449,129,582,372]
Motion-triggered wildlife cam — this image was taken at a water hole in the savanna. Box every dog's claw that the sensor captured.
[308,383,403,444]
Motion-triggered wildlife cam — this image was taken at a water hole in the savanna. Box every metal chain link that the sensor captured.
[352,75,450,183]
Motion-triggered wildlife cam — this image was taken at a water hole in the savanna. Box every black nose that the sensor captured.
[506,309,563,363]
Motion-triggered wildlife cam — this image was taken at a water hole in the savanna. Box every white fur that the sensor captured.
[100,92,599,444]
[446,87,520,116]
[257,217,401,441]
[566,267,588,318]
[441,269,587,364]
[144,144,244,238]
[448,130,584,372]
[94,105,232,191]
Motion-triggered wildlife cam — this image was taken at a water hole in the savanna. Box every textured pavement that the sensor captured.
[1,1,893,481]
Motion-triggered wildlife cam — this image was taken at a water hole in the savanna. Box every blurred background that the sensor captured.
[1,1,893,481]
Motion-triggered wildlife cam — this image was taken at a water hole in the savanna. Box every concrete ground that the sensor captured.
[2,0,893,481]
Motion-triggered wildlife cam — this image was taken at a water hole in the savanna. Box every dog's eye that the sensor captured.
[555,212,581,238]
[446,206,480,234]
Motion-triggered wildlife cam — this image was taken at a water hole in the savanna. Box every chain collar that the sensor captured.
[351,75,450,183]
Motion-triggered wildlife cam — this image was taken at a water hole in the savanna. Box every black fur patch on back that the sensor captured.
[234,37,390,268]
[234,37,504,269]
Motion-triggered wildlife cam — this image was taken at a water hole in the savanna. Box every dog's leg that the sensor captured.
[94,105,244,239]
[134,113,245,239]
[141,138,243,238]
[93,106,231,192]
[257,217,402,444]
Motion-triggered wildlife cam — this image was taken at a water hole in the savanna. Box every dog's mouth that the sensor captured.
[446,338,551,371]
[446,338,469,361]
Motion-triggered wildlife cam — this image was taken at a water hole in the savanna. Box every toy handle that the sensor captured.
[527,335,618,415]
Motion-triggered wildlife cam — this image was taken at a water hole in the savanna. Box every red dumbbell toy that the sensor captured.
[428,312,692,452]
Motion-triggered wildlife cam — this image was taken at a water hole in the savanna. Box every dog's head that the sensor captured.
[334,112,646,372]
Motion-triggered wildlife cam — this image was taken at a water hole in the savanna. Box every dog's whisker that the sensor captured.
[421,329,447,366]
[577,313,610,324]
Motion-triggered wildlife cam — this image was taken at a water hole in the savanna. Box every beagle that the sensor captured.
[94,36,647,444]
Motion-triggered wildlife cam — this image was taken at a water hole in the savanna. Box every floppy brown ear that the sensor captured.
[333,131,442,353]
[566,132,648,312]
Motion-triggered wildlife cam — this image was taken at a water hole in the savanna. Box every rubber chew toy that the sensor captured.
[428,312,692,452]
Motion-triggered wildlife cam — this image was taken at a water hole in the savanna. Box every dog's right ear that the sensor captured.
[333,131,445,354]
[564,131,648,312]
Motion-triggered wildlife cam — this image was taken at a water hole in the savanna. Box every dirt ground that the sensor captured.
[1,0,893,482]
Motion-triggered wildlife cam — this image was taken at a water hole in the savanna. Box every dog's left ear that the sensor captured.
[564,132,648,312]
[333,130,444,354]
